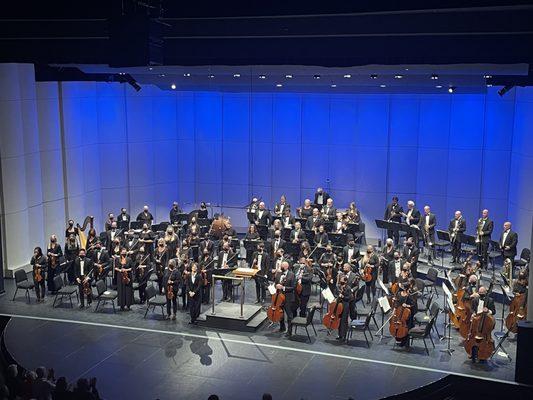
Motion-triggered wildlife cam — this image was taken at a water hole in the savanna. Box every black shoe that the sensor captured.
[79,305,84,309]
[255,300,261,304]
[285,332,292,338]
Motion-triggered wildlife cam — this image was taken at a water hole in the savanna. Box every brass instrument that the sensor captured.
[77,216,94,250]
[475,218,484,244]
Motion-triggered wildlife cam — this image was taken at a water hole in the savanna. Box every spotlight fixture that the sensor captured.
[208,74,215,79]
[436,85,442,89]
[233,73,241,78]
[148,67,153,71]
[259,75,266,79]
[448,86,456,93]
[394,74,403,79]
[498,85,514,97]
[276,83,283,87]
[380,84,386,88]
[171,84,176,90]
[285,74,293,79]
[343,74,352,78]
[431,74,439,80]
[313,74,321,80]
[159,74,165,77]
[486,84,493,88]
[331,84,337,88]
[483,74,492,79]
[119,72,126,76]
[183,73,191,77]
[370,74,378,79]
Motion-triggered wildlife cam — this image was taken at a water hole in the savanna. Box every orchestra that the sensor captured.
[21,189,528,364]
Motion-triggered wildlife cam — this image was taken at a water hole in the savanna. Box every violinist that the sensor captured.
[188,216,200,236]
[46,235,63,292]
[217,243,236,301]
[244,224,260,241]
[179,253,191,310]
[271,248,289,279]
[281,208,294,229]
[154,238,169,295]
[392,279,416,347]
[139,223,155,256]
[299,241,312,261]
[275,261,296,337]
[106,221,121,253]
[305,208,322,232]
[295,258,314,317]
[268,219,283,240]
[274,194,290,217]
[64,234,79,284]
[199,236,215,258]
[30,247,47,302]
[163,259,181,320]
[345,202,361,224]
[319,245,337,292]
[380,238,395,284]
[336,275,354,342]
[114,247,133,311]
[333,212,344,233]
[402,237,420,278]
[199,248,215,304]
[298,199,313,219]
[290,221,306,243]
[342,237,359,267]
[314,224,329,247]
[164,226,179,257]
[361,245,379,304]
[251,243,270,304]
[187,262,203,324]
[134,247,151,304]
[74,248,94,308]
[338,262,358,319]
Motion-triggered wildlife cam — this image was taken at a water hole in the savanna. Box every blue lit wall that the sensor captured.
[1,64,532,271]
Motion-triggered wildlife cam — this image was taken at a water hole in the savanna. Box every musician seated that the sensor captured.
[388,251,404,285]
[513,272,528,295]
[321,198,336,221]
[305,208,322,231]
[74,249,94,308]
[244,224,260,241]
[169,201,182,225]
[468,286,496,363]
[342,238,359,267]
[314,225,329,247]
[224,220,237,239]
[268,219,283,240]
[463,275,479,300]
[346,202,361,224]
[281,208,294,228]
[119,208,130,224]
[104,213,115,232]
[198,202,209,219]
[298,199,313,219]
[290,221,306,243]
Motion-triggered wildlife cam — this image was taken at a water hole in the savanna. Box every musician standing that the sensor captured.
[154,238,169,295]
[199,248,214,304]
[31,247,47,302]
[255,202,271,226]
[46,235,62,292]
[384,196,403,244]
[169,202,182,225]
[251,243,270,304]
[290,221,306,243]
[187,263,203,324]
[381,238,395,284]
[476,209,494,269]
[404,201,421,245]
[402,237,420,277]
[139,223,155,257]
[163,259,181,320]
[313,187,330,209]
[74,248,93,308]
[136,205,154,226]
[336,276,354,342]
[64,234,79,284]
[270,230,285,256]
[217,243,236,301]
[134,247,151,304]
[114,248,134,311]
[499,221,518,267]
[448,211,466,263]
[361,245,379,304]
[104,213,115,231]
[343,237,359,267]
[118,208,130,224]
[275,261,296,337]
[388,251,404,284]
[420,205,437,265]
[296,259,314,317]
[105,222,121,253]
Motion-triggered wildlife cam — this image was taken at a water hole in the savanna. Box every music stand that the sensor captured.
[257,224,269,241]
[176,213,189,224]
[440,282,455,355]
[284,242,300,261]
[329,233,347,247]
[435,230,451,271]
[130,221,143,230]
[460,234,477,260]
[117,221,129,231]
[323,221,334,232]
[282,227,291,241]
[375,279,392,340]
[304,230,315,244]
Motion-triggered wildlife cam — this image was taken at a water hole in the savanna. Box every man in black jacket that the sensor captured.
[313,187,330,209]
[251,243,270,303]
[88,241,110,283]
[402,237,420,277]
[295,258,314,317]
[419,205,437,265]
[384,196,403,244]
[499,221,518,265]
[255,202,271,226]
[169,202,182,225]
[448,211,466,263]
[136,205,154,226]
[118,208,130,224]
[74,248,94,308]
[275,261,296,337]
[476,209,494,269]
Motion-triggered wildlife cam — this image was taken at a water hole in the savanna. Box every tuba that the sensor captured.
[77,216,94,250]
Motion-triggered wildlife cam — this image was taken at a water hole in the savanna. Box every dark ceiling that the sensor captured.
[1,0,532,91]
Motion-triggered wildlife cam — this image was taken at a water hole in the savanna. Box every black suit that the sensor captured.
[90,248,110,282]
[275,270,296,334]
[296,265,313,317]
[187,272,203,322]
[136,211,154,225]
[270,238,286,255]
[313,191,330,208]
[306,215,323,231]
[321,205,336,221]
[405,208,421,245]
[388,259,405,284]
[118,213,130,224]
[169,207,183,224]
[274,202,291,216]
[448,217,467,262]
[255,209,271,226]
[290,229,306,242]
[500,229,518,261]
[105,229,122,252]
[384,202,404,244]
[402,245,420,278]
[74,257,94,306]
[477,218,494,268]
[342,245,359,266]
[419,213,437,261]
[314,232,329,247]
[251,251,270,302]
[217,249,236,300]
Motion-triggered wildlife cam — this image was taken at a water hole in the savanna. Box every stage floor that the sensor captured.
[0,277,517,400]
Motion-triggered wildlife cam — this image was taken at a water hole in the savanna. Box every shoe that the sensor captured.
[285,332,292,338]
[255,300,261,304]
[79,305,84,309]
[171,314,176,320]
[278,328,286,333]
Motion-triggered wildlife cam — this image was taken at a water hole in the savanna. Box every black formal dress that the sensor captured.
[187,272,203,323]
[115,257,134,309]
[384,202,403,244]
[136,211,154,225]
[46,244,63,292]
[31,255,47,300]
[162,268,181,316]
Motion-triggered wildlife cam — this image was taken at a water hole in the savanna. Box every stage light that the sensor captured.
[233,73,241,78]
[483,74,492,79]
[285,74,293,79]
[313,75,321,79]
[380,84,386,88]
[370,74,378,79]
[119,72,126,76]
[436,85,442,88]
[331,84,337,88]
[171,84,176,90]
[276,83,283,87]
[448,86,455,93]
[148,67,153,71]
[487,84,493,88]
[498,85,514,97]
[259,75,266,79]
[394,74,403,79]
[343,74,352,78]
[183,73,191,77]
[431,74,439,80]
[208,74,215,78]
[159,74,165,77]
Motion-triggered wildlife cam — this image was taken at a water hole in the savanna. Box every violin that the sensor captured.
[389,291,411,341]
[362,263,373,283]
[323,297,344,331]
[505,292,527,333]
[267,277,286,323]
[34,264,43,283]
[464,309,495,361]
[167,280,174,300]
[83,277,92,296]
[120,256,130,284]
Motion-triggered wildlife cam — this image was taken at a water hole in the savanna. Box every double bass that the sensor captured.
[323,297,344,331]
[389,288,412,341]
[505,292,527,333]
[464,308,495,361]
[267,277,285,323]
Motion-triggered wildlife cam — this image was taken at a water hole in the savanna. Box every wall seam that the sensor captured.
[123,85,131,212]
[506,89,518,221]
[57,82,70,220]
[478,94,488,215]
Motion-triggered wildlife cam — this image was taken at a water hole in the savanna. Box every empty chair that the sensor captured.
[356,296,379,330]
[53,276,78,308]
[348,312,374,347]
[12,269,34,303]
[94,279,118,313]
[417,293,434,315]
[422,267,439,297]
[409,314,437,355]
[353,285,365,306]
[414,278,426,297]
[415,301,441,339]
[292,306,318,343]
[144,285,167,318]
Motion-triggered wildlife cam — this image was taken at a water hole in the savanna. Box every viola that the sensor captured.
[267,288,285,323]
[167,282,174,300]
[83,278,92,296]
[121,270,130,284]
[389,301,411,341]
[323,298,344,330]
[34,265,43,283]
[464,311,495,361]
[505,293,527,333]
[362,263,373,283]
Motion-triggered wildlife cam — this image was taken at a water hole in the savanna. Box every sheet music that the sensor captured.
[321,287,335,303]
[442,283,455,314]
[267,283,276,295]
[377,279,389,296]
[378,296,391,313]
[477,299,484,314]
[447,297,455,315]
[442,282,452,299]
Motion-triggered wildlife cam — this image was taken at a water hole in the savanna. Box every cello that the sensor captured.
[389,286,412,342]
[267,276,286,323]
[323,297,344,331]
[505,292,527,333]
[464,309,495,361]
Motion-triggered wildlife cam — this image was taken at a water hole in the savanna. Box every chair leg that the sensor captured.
[429,334,435,348]
[305,327,311,343]
[53,294,58,308]
[94,299,100,312]
[144,304,149,318]
[372,315,379,330]
[368,327,374,340]
[111,300,116,313]
[423,338,429,355]
[363,331,369,348]
[294,326,298,334]
[25,289,31,303]
[311,323,317,336]
[12,287,18,301]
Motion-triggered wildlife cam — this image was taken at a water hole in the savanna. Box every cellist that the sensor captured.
[392,279,417,347]
[336,275,354,342]
[512,272,528,295]
[274,261,296,337]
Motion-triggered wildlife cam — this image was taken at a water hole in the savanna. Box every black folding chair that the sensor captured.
[292,306,318,343]
[12,269,34,303]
